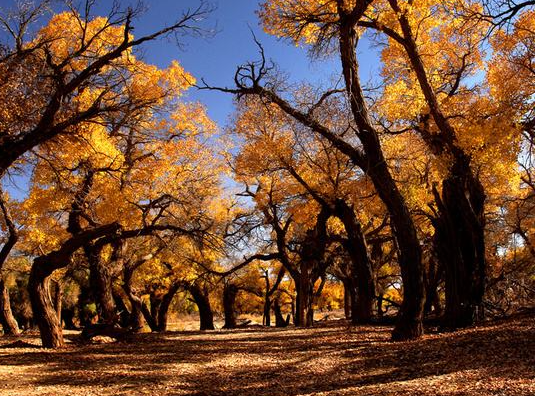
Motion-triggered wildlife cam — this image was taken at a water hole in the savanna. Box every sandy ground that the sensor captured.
[0,313,533,396]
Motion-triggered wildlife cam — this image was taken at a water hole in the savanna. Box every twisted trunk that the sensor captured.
[393,3,487,329]
[188,283,214,330]
[0,278,19,335]
[29,223,120,348]
[337,10,424,340]
[0,191,19,335]
[86,244,117,324]
[156,283,180,331]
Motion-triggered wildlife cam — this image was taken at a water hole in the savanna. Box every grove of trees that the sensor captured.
[1,0,534,349]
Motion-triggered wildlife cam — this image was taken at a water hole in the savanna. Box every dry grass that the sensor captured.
[0,313,533,396]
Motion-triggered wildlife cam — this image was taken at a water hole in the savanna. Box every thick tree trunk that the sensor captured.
[294,272,315,327]
[53,281,63,326]
[156,283,180,331]
[0,277,19,335]
[112,290,131,328]
[335,200,375,323]
[434,157,486,328]
[223,283,238,329]
[337,15,424,340]
[188,284,214,330]
[0,191,19,335]
[424,257,443,317]
[29,223,121,348]
[274,299,290,327]
[86,244,116,324]
[377,293,384,317]
[29,263,64,348]
[392,6,486,331]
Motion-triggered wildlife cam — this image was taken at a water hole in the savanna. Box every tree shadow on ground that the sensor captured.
[0,314,533,395]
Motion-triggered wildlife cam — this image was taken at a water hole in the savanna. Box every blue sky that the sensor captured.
[93,0,380,127]
[2,0,381,199]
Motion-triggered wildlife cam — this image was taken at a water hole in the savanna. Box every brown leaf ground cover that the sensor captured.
[0,313,534,396]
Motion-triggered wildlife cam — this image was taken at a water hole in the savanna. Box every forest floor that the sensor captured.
[0,312,534,396]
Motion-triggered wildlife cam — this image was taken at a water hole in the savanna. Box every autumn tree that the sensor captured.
[0,0,211,178]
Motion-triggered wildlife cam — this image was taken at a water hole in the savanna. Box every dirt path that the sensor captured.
[0,315,534,396]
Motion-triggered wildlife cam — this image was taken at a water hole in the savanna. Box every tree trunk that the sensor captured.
[0,277,19,335]
[29,263,64,348]
[424,257,443,317]
[188,284,214,330]
[53,281,63,326]
[263,297,271,327]
[434,158,486,328]
[337,15,424,340]
[86,244,116,324]
[156,283,180,331]
[274,299,289,327]
[393,7,486,331]
[377,293,384,317]
[343,280,352,320]
[62,307,77,330]
[294,272,314,327]
[335,200,375,323]
[223,283,238,329]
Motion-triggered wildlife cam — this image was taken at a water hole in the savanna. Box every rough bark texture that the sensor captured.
[433,158,486,328]
[29,262,65,348]
[391,1,487,330]
[53,281,63,325]
[0,190,20,335]
[337,10,424,340]
[86,243,117,324]
[156,283,180,332]
[223,283,239,329]
[0,278,19,335]
[335,200,375,323]
[29,223,121,348]
[188,283,214,331]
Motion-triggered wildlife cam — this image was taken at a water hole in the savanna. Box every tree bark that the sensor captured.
[433,158,486,328]
[335,199,375,323]
[343,279,352,320]
[337,9,424,340]
[29,223,121,348]
[0,190,20,335]
[86,244,117,324]
[274,299,290,327]
[188,283,214,330]
[53,281,63,326]
[223,283,239,329]
[0,278,19,335]
[391,2,487,330]
[29,262,64,348]
[156,283,180,331]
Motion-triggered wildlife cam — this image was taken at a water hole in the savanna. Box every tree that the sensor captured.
[0,0,211,178]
